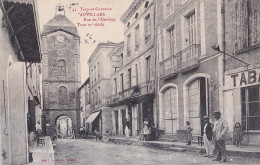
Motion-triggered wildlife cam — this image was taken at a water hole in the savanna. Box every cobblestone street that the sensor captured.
[54,139,260,165]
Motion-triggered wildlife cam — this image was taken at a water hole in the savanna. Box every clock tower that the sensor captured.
[41,10,81,136]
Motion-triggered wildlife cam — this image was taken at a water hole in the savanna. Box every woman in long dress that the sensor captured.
[140,118,150,141]
[125,118,130,139]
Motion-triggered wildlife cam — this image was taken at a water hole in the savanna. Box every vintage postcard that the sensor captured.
[0,0,260,164]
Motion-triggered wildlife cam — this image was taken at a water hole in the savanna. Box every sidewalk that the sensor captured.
[109,136,260,158]
[27,136,55,165]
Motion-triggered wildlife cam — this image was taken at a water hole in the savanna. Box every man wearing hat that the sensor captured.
[202,116,214,158]
[212,111,229,162]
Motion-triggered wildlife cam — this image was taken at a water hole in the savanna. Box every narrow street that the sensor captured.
[54,139,260,165]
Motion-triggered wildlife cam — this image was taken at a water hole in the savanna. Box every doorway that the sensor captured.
[187,77,208,135]
[56,115,73,138]
[121,109,126,135]
[115,111,119,134]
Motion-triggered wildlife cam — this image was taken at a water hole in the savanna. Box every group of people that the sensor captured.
[94,129,110,142]
[124,118,158,141]
[139,118,158,141]
[185,110,243,162]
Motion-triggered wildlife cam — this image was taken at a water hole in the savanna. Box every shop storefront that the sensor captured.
[224,67,260,145]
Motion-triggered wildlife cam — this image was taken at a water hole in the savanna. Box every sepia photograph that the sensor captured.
[0,0,260,164]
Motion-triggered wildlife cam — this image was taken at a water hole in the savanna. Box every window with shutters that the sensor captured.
[127,34,131,57]
[146,56,151,81]
[144,14,151,44]
[234,0,260,50]
[187,12,196,46]
[166,26,175,58]
[114,78,117,94]
[128,68,132,88]
[135,25,140,51]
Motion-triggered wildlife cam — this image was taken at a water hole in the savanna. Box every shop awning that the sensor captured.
[85,111,100,123]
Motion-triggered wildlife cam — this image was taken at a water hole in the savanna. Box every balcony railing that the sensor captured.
[159,54,177,79]
[159,44,201,78]
[180,44,200,63]
[123,80,155,98]
[179,44,200,72]
[107,80,155,106]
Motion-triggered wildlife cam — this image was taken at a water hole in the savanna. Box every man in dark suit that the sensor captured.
[202,116,214,157]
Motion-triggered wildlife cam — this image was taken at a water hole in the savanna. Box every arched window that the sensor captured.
[58,60,66,76]
[59,86,67,105]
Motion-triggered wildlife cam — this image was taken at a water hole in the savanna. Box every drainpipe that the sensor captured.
[153,0,159,129]
[217,0,225,114]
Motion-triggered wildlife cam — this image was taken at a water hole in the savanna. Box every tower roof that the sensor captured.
[42,14,78,35]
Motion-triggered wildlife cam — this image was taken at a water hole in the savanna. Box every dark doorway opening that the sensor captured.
[142,102,154,127]
[121,109,126,135]
[128,106,132,136]
[200,77,208,136]
[115,111,119,134]
[92,114,100,134]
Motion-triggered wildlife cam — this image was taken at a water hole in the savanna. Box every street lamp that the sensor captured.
[212,43,251,68]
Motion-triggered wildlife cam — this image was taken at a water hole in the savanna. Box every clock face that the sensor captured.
[56,35,65,42]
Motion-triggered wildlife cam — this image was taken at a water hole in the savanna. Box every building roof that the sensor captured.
[120,0,145,23]
[108,41,124,58]
[88,41,118,64]
[42,14,78,36]
[79,78,90,90]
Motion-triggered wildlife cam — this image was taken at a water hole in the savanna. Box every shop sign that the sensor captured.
[230,69,260,88]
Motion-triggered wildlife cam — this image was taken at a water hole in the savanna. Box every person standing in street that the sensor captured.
[124,118,131,139]
[185,121,193,145]
[202,116,214,158]
[35,121,41,139]
[212,111,229,162]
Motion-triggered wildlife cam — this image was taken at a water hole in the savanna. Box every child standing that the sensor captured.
[233,122,242,147]
[185,121,193,145]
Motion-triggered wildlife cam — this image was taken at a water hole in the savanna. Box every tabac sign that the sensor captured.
[226,68,260,89]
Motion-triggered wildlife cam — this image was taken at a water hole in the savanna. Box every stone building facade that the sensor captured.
[222,0,260,145]
[156,0,220,139]
[87,42,117,135]
[107,0,158,137]
[41,14,81,136]
[78,78,91,131]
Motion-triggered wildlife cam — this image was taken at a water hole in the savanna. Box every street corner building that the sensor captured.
[41,11,81,137]
[0,0,42,164]
[87,41,118,135]
[222,0,260,145]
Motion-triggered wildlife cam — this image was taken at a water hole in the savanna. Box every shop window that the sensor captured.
[241,85,260,131]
